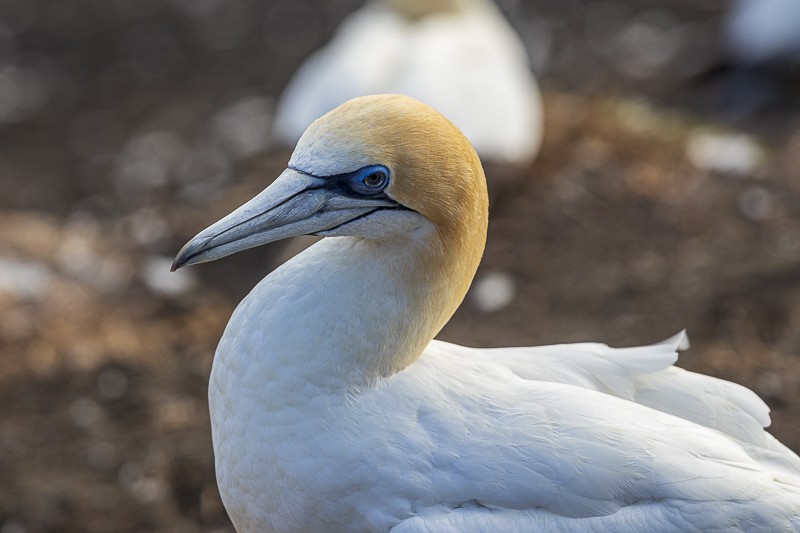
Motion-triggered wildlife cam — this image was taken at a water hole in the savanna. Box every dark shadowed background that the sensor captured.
[1,0,799,531]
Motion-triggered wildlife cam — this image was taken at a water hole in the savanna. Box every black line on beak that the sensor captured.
[313,205,411,235]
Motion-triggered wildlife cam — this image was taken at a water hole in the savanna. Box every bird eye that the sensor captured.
[363,172,386,188]
[351,165,390,195]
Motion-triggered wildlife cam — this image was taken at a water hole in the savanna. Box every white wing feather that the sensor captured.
[354,343,800,531]
[433,332,800,477]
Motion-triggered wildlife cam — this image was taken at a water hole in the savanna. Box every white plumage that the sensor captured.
[273,0,543,164]
[174,94,800,532]
[725,0,800,65]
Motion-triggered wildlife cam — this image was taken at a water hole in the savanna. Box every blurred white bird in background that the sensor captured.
[273,0,543,165]
[724,0,800,66]
[703,0,800,119]
[174,95,800,532]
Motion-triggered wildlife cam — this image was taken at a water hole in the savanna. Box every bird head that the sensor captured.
[172,94,488,277]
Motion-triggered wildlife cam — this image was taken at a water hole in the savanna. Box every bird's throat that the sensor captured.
[214,233,477,394]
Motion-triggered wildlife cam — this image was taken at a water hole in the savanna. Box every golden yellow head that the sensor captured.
[291,94,489,249]
[175,94,488,314]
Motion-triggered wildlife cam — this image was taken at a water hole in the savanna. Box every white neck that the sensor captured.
[218,230,464,393]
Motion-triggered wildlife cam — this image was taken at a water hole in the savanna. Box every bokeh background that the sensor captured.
[1,0,799,531]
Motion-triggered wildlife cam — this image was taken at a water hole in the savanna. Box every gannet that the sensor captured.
[173,94,800,532]
[725,0,800,65]
[273,0,543,165]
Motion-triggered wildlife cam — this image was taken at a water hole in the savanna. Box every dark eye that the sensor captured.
[363,171,387,189]
[351,165,390,195]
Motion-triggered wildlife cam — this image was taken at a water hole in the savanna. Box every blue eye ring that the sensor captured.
[351,165,390,195]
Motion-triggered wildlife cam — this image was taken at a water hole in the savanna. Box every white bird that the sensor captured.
[173,94,800,532]
[724,0,800,65]
[273,0,543,165]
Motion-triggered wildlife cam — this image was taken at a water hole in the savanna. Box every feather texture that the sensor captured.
[171,95,800,532]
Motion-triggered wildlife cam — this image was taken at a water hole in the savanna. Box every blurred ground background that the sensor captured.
[0,0,799,531]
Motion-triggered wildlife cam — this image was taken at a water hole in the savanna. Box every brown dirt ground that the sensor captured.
[1,1,799,532]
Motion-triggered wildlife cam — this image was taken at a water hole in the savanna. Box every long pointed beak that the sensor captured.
[171,168,395,270]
